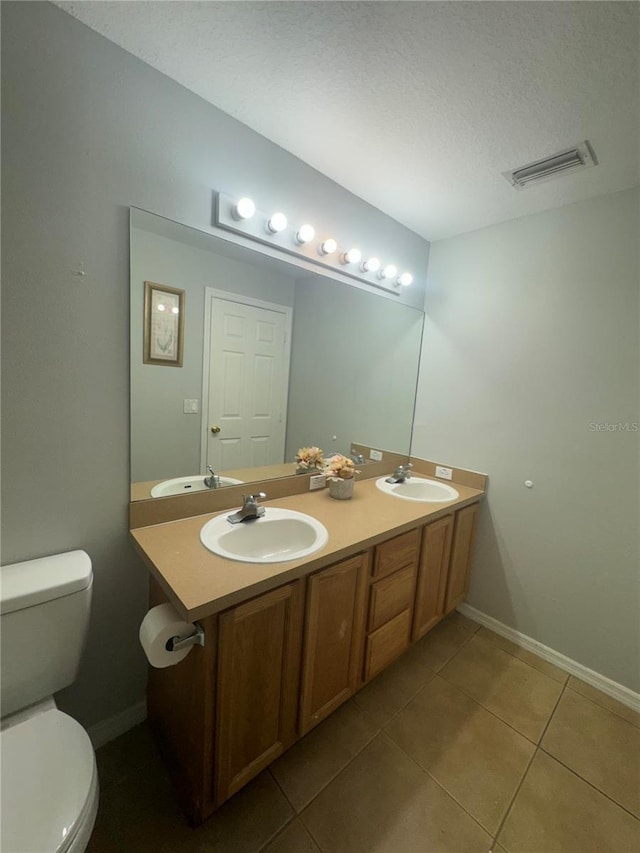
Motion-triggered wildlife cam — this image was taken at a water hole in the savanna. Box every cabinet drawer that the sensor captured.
[368,565,416,632]
[373,529,421,580]
[364,609,412,681]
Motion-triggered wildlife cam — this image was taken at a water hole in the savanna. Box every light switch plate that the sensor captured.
[183,399,199,414]
[369,449,383,461]
[309,474,326,491]
[435,465,453,480]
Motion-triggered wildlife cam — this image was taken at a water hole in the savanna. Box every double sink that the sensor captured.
[200,476,460,564]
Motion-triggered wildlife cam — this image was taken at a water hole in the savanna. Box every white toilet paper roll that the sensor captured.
[139,603,196,668]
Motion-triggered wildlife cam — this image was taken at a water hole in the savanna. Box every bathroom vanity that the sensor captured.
[130,460,485,824]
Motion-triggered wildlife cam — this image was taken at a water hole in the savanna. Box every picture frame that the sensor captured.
[143,281,185,367]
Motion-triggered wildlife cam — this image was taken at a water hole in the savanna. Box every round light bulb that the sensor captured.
[319,238,337,255]
[296,223,315,244]
[157,303,165,312]
[379,264,397,280]
[171,306,180,315]
[233,197,256,220]
[397,272,413,287]
[342,248,362,265]
[362,257,380,273]
[266,211,287,233]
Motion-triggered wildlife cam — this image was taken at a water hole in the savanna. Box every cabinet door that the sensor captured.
[299,553,369,735]
[215,581,304,803]
[412,515,454,641]
[445,504,480,613]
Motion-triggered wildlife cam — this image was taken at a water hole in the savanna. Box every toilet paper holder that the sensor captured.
[165,623,205,653]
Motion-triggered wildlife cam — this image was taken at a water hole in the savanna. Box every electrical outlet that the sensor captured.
[309,474,326,491]
[369,449,383,461]
[435,465,453,480]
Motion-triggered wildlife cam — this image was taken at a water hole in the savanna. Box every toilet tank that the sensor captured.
[0,551,92,719]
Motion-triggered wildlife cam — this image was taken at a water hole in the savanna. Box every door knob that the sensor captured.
[210,425,221,434]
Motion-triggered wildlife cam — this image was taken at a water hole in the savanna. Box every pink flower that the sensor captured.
[324,454,359,480]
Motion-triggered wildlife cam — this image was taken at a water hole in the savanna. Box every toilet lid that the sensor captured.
[1,708,96,853]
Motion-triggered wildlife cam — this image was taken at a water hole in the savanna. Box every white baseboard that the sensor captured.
[87,700,147,749]
[457,603,640,714]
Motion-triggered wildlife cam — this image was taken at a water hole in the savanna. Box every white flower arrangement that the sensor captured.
[295,446,325,471]
[324,454,359,481]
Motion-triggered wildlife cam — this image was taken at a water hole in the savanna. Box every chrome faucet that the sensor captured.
[204,465,220,489]
[385,463,413,484]
[227,492,267,524]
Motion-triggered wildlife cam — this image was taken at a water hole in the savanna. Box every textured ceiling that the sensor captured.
[54,1,639,241]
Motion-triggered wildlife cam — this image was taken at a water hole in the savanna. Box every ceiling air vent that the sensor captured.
[503,141,597,190]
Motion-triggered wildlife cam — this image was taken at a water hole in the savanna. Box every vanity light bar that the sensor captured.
[215,192,414,294]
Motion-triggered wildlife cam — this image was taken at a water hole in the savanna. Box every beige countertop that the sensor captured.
[131,475,484,622]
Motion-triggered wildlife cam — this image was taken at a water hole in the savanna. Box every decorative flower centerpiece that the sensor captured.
[324,454,358,480]
[324,454,360,500]
[295,446,325,473]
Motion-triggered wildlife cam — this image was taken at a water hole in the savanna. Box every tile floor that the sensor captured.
[87,612,640,852]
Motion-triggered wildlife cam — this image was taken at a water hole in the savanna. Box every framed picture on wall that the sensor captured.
[143,281,185,367]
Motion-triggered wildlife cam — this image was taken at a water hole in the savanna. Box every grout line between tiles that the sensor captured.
[354,667,437,730]
[487,746,537,850]
[490,680,569,848]
[363,622,480,729]
[296,812,329,853]
[265,767,299,818]
[537,746,640,824]
[376,729,494,842]
[475,627,569,686]
[435,668,547,747]
[270,711,380,817]
[463,626,570,687]
[256,808,297,853]
[536,678,568,745]
[565,683,640,730]
[442,620,479,659]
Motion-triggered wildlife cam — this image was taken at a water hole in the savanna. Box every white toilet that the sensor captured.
[1,550,99,852]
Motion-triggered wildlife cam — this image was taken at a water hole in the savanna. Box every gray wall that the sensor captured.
[1,1,429,729]
[131,222,295,482]
[412,188,639,691]
[286,275,424,461]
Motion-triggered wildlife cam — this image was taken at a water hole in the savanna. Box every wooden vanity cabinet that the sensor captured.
[214,581,304,805]
[298,553,369,735]
[444,503,480,613]
[144,499,482,825]
[147,579,219,825]
[412,515,454,641]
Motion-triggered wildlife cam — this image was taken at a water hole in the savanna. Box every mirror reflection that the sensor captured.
[130,209,424,501]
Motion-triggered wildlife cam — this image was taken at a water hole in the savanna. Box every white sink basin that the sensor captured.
[200,508,329,563]
[150,475,244,498]
[376,475,459,503]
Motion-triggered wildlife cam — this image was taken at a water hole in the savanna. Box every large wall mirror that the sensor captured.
[130,208,425,501]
